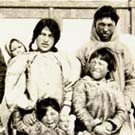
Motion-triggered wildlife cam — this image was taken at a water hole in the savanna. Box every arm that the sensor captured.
[104,82,126,133]
[11,108,29,132]
[58,53,81,116]
[93,82,126,134]
[122,45,135,109]
[107,91,126,133]
[0,48,7,103]
[72,79,99,132]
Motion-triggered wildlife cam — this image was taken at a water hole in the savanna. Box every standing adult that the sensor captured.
[75,5,135,135]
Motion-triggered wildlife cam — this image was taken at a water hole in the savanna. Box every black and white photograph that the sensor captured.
[0,0,135,135]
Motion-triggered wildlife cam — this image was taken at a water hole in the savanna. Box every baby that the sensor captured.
[6,38,27,62]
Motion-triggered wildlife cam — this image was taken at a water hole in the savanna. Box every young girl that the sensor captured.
[73,48,128,135]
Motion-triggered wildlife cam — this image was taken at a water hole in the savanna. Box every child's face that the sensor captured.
[41,106,59,129]
[89,55,108,80]
[36,26,55,52]
[10,41,26,57]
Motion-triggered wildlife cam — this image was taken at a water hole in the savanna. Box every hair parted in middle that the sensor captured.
[29,18,61,51]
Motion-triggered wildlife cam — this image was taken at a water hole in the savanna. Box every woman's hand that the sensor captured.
[59,114,76,135]
[59,114,69,131]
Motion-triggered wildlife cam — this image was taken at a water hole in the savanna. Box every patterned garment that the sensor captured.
[73,76,126,134]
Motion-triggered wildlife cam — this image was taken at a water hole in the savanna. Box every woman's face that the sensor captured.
[89,55,108,80]
[41,106,59,129]
[36,26,55,52]
[10,41,26,57]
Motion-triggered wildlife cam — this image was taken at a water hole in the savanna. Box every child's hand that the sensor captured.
[94,122,112,135]
[23,112,36,126]
[16,121,25,131]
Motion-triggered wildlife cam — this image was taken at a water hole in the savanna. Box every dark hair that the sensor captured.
[9,38,27,55]
[89,48,116,78]
[36,98,60,121]
[94,5,119,24]
[29,18,60,52]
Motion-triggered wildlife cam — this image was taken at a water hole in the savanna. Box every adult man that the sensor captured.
[75,5,135,135]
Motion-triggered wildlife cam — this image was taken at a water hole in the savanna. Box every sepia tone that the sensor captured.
[0,0,135,134]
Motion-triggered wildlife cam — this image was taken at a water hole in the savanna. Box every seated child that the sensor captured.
[9,97,75,135]
[73,48,127,135]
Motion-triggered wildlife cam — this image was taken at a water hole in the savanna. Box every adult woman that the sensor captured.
[5,18,80,134]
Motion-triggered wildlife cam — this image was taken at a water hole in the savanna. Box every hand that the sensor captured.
[125,96,131,112]
[16,121,25,131]
[59,115,69,131]
[59,114,76,135]
[23,113,36,126]
[94,122,112,135]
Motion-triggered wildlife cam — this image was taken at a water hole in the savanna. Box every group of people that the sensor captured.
[0,5,134,135]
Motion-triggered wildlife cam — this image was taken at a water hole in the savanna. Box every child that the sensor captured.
[5,38,36,111]
[5,38,27,63]
[10,98,75,135]
[73,48,127,135]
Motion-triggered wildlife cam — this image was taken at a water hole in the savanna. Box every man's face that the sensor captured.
[95,17,116,42]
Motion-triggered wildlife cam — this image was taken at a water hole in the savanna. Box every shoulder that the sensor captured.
[76,40,95,54]
[74,76,92,88]
[107,80,120,90]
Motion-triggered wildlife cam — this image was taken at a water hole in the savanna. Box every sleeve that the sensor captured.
[11,108,23,128]
[0,48,7,103]
[107,82,127,133]
[11,108,28,132]
[63,56,81,107]
[56,52,81,115]
[72,79,96,131]
[122,46,135,108]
